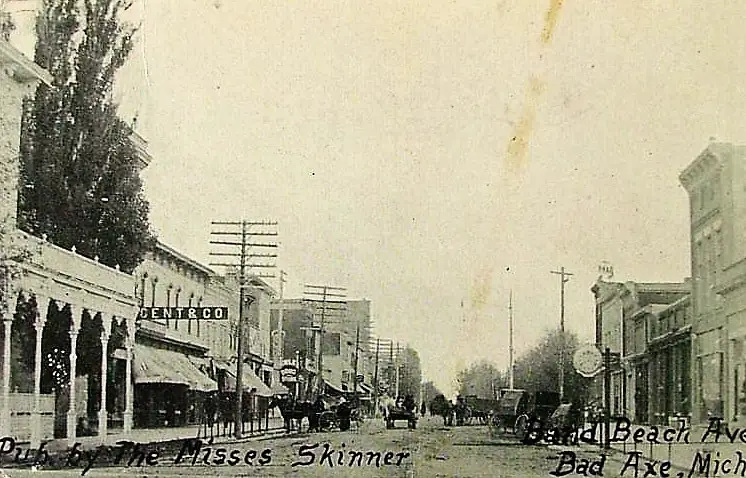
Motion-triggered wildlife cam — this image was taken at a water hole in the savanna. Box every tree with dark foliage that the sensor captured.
[0,1,14,41]
[456,360,506,398]
[19,0,154,273]
[513,328,591,406]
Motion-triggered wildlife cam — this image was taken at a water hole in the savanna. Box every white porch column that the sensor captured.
[98,315,112,443]
[31,296,50,449]
[0,286,18,437]
[66,304,82,445]
[123,317,136,433]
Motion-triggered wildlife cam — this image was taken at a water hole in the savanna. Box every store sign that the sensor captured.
[280,367,297,382]
[573,345,603,378]
[139,307,229,321]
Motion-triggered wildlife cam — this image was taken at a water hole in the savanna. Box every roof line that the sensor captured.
[0,40,52,85]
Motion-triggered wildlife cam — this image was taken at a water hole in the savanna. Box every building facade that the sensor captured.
[680,143,746,425]
[270,298,375,401]
[592,279,690,423]
[132,245,276,428]
[270,299,318,400]
[0,39,277,445]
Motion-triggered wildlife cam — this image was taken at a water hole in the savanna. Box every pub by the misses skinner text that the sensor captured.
[0,436,411,475]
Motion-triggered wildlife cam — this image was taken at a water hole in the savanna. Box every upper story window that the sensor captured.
[174,288,181,330]
[710,178,718,201]
[188,293,195,334]
[700,185,708,209]
[196,296,203,337]
[139,274,148,307]
[165,285,173,327]
[150,277,158,308]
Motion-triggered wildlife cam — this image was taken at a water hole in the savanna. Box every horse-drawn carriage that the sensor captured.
[385,406,418,429]
[270,394,362,433]
[462,395,500,425]
[490,389,561,437]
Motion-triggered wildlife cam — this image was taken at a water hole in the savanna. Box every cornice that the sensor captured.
[0,40,52,85]
[680,145,728,189]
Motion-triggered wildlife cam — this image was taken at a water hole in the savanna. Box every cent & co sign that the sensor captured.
[139,307,229,321]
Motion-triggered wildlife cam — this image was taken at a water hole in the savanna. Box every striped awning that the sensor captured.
[323,379,346,396]
[214,361,273,397]
[133,345,217,392]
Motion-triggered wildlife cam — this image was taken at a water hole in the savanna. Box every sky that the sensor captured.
[7,0,746,396]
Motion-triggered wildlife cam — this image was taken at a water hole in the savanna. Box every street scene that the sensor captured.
[0,416,585,478]
[1,0,745,476]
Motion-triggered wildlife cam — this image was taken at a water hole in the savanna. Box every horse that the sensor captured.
[269,396,312,433]
[429,394,455,426]
[201,391,219,439]
[455,403,472,426]
[218,392,235,436]
[379,395,396,423]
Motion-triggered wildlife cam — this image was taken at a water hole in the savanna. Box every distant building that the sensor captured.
[270,299,318,400]
[646,295,692,424]
[270,298,375,401]
[592,279,690,422]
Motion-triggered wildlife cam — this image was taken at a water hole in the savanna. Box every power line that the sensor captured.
[303,284,346,398]
[209,220,278,439]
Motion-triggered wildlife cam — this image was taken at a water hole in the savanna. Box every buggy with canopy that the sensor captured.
[490,389,561,437]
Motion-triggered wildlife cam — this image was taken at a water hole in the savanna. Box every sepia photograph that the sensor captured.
[0,0,745,476]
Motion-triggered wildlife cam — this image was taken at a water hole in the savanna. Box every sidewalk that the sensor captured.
[43,415,288,453]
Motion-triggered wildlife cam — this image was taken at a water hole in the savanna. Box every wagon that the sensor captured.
[491,388,526,433]
[385,406,417,429]
[491,389,561,437]
[463,395,500,425]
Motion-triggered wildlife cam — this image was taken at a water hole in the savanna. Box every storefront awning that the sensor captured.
[134,345,218,392]
[323,379,346,396]
[215,361,273,397]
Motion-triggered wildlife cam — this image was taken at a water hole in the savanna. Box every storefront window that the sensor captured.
[700,353,723,420]
[678,342,691,415]
[732,339,746,420]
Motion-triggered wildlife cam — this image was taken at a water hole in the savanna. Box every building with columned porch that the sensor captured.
[0,40,277,447]
[0,39,141,448]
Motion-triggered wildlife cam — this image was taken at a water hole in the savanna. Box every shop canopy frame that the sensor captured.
[214,360,273,397]
[133,344,217,392]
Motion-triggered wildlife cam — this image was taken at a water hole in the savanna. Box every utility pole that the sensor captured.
[303,284,346,398]
[210,220,278,439]
[274,270,287,366]
[603,347,611,450]
[394,342,401,398]
[550,266,573,403]
[388,339,394,395]
[373,338,380,413]
[509,289,514,390]
[353,322,360,403]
